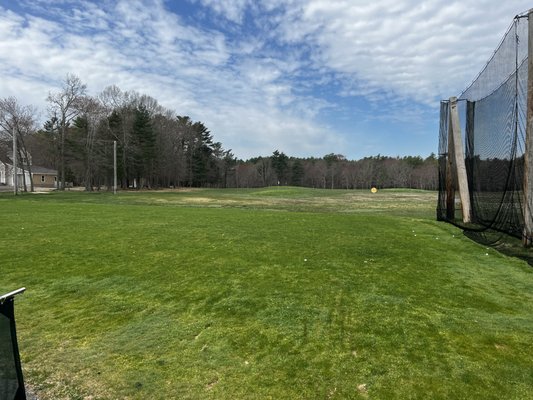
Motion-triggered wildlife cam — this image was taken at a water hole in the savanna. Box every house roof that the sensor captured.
[31,166,57,174]
[0,159,57,175]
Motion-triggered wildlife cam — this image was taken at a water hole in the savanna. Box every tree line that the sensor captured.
[236,152,437,190]
[0,74,437,191]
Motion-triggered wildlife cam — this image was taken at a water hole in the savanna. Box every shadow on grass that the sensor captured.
[464,229,533,266]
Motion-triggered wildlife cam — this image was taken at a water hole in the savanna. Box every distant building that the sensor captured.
[0,158,58,190]
[29,166,59,188]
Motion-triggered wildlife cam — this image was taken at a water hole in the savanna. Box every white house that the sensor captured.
[0,162,28,187]
[0,161,58,189]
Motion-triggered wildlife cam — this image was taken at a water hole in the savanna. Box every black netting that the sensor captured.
[438,13,531,242]
[0,298,26,400]
[437,101,450,221]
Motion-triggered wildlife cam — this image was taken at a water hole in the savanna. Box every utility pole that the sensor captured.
[113,140,117,195]
[12,126,18,195]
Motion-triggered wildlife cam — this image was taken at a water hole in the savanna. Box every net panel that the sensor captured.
[438,13,530,239]
[437,101,450,221]
[0,298,26,400]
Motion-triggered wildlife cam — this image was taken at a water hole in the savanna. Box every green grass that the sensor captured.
[1,187,533,399]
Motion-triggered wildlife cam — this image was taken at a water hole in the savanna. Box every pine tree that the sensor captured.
[131,105,155,187]
[271,150,289,185]
[290,159,304,186]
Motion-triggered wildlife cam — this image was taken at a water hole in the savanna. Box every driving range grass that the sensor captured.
[1,187,533,399]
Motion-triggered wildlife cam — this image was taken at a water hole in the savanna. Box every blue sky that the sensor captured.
[0,0,531,160]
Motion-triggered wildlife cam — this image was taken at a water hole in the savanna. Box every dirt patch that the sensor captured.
[206,377,219,390]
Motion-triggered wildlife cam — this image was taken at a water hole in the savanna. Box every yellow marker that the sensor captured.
[371,187,378,193]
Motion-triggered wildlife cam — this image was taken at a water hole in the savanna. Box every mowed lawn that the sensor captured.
[1,188,533,399]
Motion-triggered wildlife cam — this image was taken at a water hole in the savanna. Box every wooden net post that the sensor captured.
[523,9,533,246]
[448,97,471,223]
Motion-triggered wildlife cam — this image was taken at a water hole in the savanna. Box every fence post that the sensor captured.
[523,9,533,246]
[448,97,471,223]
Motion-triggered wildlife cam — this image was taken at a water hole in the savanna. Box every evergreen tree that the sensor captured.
[191,122,213,186]
[179,120,216,187]
[290,159,304,186]
[131,105,156,187]
[271,150,289,185]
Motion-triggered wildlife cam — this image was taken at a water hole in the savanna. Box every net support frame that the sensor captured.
[523,9,533,246]
[439,10,533,247]
[0,288,26,304]
[448,97,472,223]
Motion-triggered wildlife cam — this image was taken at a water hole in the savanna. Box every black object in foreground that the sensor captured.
[0,288,27,400]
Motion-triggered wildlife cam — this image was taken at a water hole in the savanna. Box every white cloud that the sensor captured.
[0,0,340,159]
[205,104,345,158]
[272,0,531,102]
[191,0,253,24]
[1,0,531,160]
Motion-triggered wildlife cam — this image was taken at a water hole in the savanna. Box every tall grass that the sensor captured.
[1,188,532,399]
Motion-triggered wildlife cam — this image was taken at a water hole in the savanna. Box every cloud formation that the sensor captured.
[0,0,530,159]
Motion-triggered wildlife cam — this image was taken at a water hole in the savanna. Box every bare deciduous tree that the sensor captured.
[77,96,108,190]
[47,73,87,189]
[100,85,135,188]
[0,97,38,192]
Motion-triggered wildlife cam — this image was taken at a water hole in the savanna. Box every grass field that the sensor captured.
[1,187,533,399]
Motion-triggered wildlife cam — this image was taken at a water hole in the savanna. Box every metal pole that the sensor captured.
[13,126,18,195]
[0,287,26,303]
[113,140,117,195]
